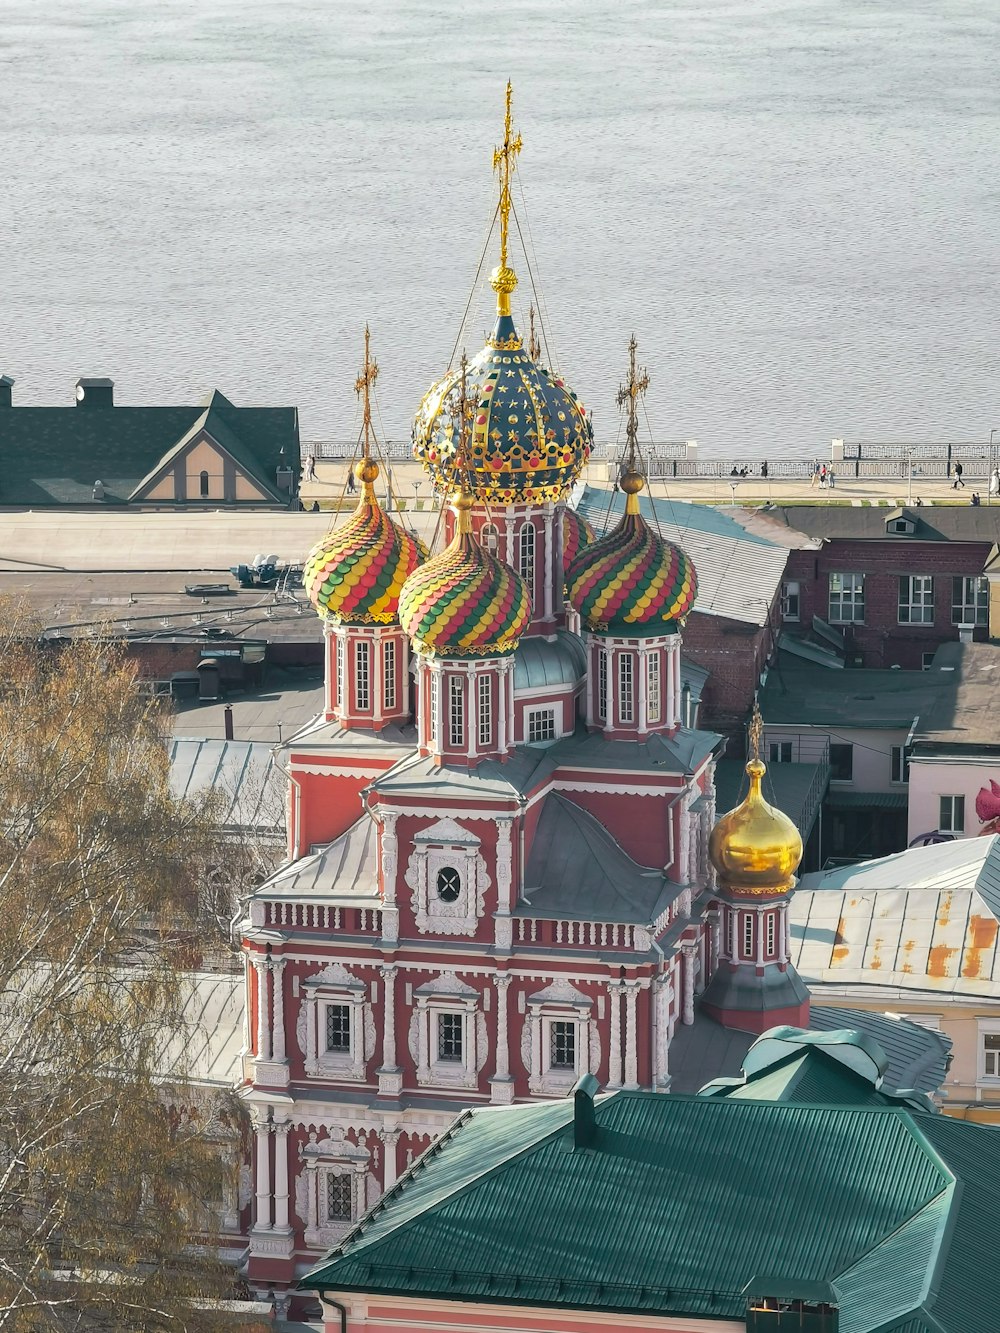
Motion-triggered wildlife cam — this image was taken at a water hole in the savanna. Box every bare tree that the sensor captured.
[0,604,246,1330]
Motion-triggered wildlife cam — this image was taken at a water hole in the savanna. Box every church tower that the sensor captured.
[701,705,810,1033]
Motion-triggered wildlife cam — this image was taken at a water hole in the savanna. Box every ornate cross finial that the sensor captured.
[748,701,764,764]
[489,82,523,317]
[449,352,476,532]
[354,324,379,460]
[616,334,650,473]
[528,303,541,362]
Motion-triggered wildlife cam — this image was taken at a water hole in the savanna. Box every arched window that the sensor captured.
[481,522,499,554]
[436,867,461,902]
[199,469,210,498]
[518,521,535,600]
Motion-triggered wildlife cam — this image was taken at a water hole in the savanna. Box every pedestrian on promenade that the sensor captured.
[915,496,924,507]
[971,492,981,506]
[990,467,999,496]
[819,464,828,488]
[302,454,316,482]
[761,460,769,479]
[828,468,836,489]
[810,460,820,488]
[953,461,965,489]
[346,467,357,495]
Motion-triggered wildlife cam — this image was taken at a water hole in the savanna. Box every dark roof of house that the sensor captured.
[0,388,298,505]
[767,504,1000,544]
[761,660,946,729]
[715,757,827,838]
[912,641,1000,751]
[302,1030,981,1331]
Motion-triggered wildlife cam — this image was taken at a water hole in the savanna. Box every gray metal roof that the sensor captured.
[912,641,1000,750]
[513,630,586,691]
[521,793,680,924]
[761,661,944,729]
[172,673,326,743]
[371,747,554,801]
[715,758,828,840]
[768,505,1000,544]
[550,722,719,776]
[791,836,1000,998]
[261,816,379,902]
[156,972,244,1088]
[168,737,286,832]
[575,487,790,627]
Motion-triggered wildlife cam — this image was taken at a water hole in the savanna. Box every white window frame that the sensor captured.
[429,667,440,746]
[355,639,370,711]
[978,1021,1000,1083]
[597,651,608,721]
[404,819,487,937]
[899,574,935,625]
[647,652,661,723]
[765,913,776,959]
[742,912,754,960]
[527,1007,592,1095]
[477,674,492,747]
[769,741,793,764]
[828,572,864,624]
[526,705,558,745]
[829,742,854,784]
[448,674,464,747]
[300,1137,370,1250]
[939,794,965,833]
[519,521,535,600]
[336,636,346,712]
[890,745,910,785]
[383,638,396,711]
[781,580,801,621]
[481,522,499,554]
[300,964,371,1081]
[413,992,481,1089]
[951,575,988,627]
[618,654,634,724]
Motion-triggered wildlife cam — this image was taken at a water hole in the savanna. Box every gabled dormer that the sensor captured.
[884,507,917,536]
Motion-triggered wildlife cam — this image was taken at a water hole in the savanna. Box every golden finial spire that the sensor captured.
[490,81,523,317]
[528,303,541,361]
[353,325,381,497]
[616,334,650,514]
[748,700,764,766]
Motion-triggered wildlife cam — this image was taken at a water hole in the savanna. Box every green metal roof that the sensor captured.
[825,789,909,810]
[302,1080,989,1330]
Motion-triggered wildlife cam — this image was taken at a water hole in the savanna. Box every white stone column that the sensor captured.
[709,910,721,975]
[637,647,648,735]
[273,1122,291,1231]
[254,1122,272,1230]
[305,995,318,1075]
[607,982,624,1089]
[380,1129,400,1190]
[603,647,614,734]
[585,640,595,726]
[530,1008,541,1089]
[417,1005,430,1082]
[655,976,673,1090]
[624,981,640,1088]
[505,516,515,568]
[498,662,508,753]
[271,960,286,1061]
[682,945,697,1025]
[254,959,271,1061]
[543,507,554,621]
[378,965,401,1095]
[755,907,766,965]
[490,973,513,1103]
[380,811,399,946]
[678,795,691,888]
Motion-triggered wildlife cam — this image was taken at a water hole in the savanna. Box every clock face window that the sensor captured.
[436,867,461,903]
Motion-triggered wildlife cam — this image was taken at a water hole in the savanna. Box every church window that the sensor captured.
[449,675,464,746]
[549,1021,576,1070]
[478,674,492,746]
[199,469,210,498]
[742,913,754,959]
[429,670,440,744]
[336,637,346,712]
[519,521,535,600]
[355,640,370,710]
[619,655,634,723]
[437,1012,464,1063]
[727,910,737,959]
[383,639,396,710]
[481,522,499,554]
[436,866,461,903]
[766,914,776,958]
[598,651,608,721]
[325,1004,352,1053]
[527,707,556,744]
[647,653,661,723]
[326,1173,352,1223]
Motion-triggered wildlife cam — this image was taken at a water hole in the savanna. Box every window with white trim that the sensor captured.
[890,745,910,784]
[478,674,492,747]
[939,795,965,833]
[742,913,754,959]
[301,963,371,1082]
[899,574,934,624]
[527,706,556,744]
[781,581,801,621]
[437,1012,464,1062]
[619,654,634,723]
[766,914,776,958]
[952,576,988,626]
[647,653,661,723]
[383,638,396,711]
[828,572,864,623]
[448,675,464,746]
[429,670,440,744]
[770,741,793,764]
[549,1021,576,1070]
[979,1023,1000,1081]
[326,1173,352,1222]
[325,1003,351,1054]
[412,980,482,1089]
[727,909,737,959]
[481,522,499,554]
[598,651,608,721]
[355,640,370,710]
[336,637,345,711]
[519,521,535,599]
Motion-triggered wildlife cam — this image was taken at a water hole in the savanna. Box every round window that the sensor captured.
[436,867,461,902]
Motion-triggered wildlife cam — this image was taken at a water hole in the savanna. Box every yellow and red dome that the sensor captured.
[566,475,697,632]
[304,459,424,625]
[562,506,596,574]
[399,492,530,657]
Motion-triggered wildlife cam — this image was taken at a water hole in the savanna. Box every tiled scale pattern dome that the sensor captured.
[399,492,531,657]
[566,475,697,632]
[412,312,593,505]
[562,506,596,575]
[304,460,425,624]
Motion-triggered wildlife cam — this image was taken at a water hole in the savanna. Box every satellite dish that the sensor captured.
[76,385,85,402]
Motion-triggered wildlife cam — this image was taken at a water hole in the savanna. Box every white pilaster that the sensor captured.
[543,507,554,621]
[273,1122,291,1232]
[607,982,624,1089]
[381,1129,400,1189]
[271,959,286,1061]
[637,647,648,736]
[254,1123,272,1230]
[682,945,697,1025]
[624,981,640,1088]
[254,959,271,1061]
[490,973,514,1103]
[378,964,402,1095]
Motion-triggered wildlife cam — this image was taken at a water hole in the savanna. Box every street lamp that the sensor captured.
[990,429,999,505]
[907,449,915,506]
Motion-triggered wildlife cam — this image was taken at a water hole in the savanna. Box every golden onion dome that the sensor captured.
[303,458,425,625]
[398,489,531,658]
[566,471,697,632]
[709,756,803,896]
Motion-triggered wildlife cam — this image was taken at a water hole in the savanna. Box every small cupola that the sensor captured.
[75,378,115,409]
[884,506,917,536]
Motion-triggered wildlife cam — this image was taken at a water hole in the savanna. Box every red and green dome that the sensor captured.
[566,481,697,632]
[562,506,596,574]
[304,460,425,625]
[399,493,530,657]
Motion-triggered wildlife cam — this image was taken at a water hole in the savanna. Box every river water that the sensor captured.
[1,0,998,456]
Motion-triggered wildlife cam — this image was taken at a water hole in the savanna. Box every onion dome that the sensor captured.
[399,490,530,657]
[303,458,424,624]
[562,506,596,575]
[566,471,697,632]
[709,737,803,896]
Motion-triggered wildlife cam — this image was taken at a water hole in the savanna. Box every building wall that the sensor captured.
[681,612,773,735]
[324,1294,741,1333]
[764,724,906,793]
[908,755,1000,841]
[783,540,991,670]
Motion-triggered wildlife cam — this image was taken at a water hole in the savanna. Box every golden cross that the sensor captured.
[528,304,541,362]
[492,80,522,273]
[451,352,475,482]
[354,324,379,459]
[616,334,650,470]
[748,701,764,763]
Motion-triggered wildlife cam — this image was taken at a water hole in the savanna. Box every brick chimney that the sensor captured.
[75,378,114,408]
[0,376,13,408]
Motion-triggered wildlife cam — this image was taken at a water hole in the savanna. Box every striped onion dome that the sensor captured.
[399,491,530,657]
[566,472,697,632]
[303,459,425,624]
[562,506,596,575]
